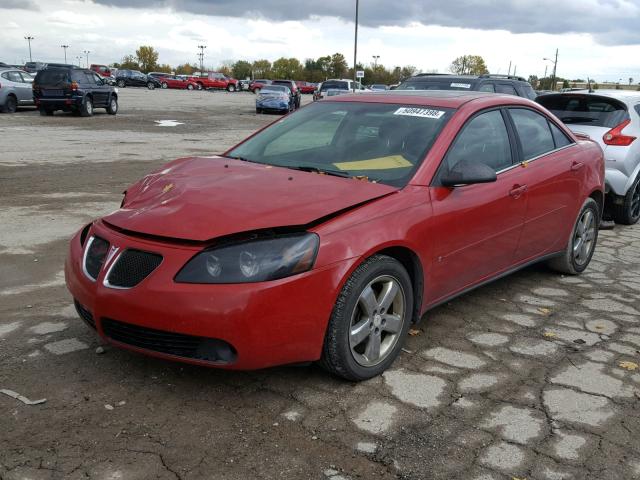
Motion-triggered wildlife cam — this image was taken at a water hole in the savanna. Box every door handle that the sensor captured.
[509,185,527,198]
[571,161,584,171]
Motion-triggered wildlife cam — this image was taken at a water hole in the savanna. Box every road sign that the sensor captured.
[356,70,364,78]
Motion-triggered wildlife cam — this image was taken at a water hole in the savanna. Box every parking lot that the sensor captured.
[1,88,640,480]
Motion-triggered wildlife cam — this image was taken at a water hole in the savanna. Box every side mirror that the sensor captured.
[440,160,497,187]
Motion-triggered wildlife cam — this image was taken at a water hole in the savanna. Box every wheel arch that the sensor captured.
[588,188,604,218]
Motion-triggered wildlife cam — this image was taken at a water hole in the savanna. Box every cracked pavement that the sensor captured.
[1,90,639,480]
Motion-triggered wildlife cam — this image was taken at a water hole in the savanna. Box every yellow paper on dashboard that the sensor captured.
[333,155,413,171]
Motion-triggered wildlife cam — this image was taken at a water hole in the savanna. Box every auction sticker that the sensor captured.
[451,83,471,88]
[394,107,445,119]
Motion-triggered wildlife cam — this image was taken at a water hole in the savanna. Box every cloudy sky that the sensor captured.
[2,0,639,82]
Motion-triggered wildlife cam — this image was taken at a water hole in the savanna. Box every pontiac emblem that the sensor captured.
[162,183,174,194]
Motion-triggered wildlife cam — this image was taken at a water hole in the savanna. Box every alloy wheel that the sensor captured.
[349,275,406,367]
[630,178,640,221]
[573,209,596,266]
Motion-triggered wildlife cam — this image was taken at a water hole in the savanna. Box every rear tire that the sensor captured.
[320,255,413,381]
[548,198,599,275]
[227,84,236,92]
[161,82,168,89]
[611,174,640,225]
[106,96,118,115]
[2,95,17,113]
[80,96,93,117]
[117,80,125,88]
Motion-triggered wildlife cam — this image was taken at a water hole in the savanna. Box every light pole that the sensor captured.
[61,45,69,63]
[76,55,82,67]
[352,0,359,92]
[24,35,34,62]
[543,48,558,91]
[372,55,380,69]
[197,45,206,73]
[83,50,90,68]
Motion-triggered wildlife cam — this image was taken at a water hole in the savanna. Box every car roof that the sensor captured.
[324,90,534,108]
[541,90,640,103]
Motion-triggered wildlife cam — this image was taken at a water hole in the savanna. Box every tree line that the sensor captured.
[110,46,422,84]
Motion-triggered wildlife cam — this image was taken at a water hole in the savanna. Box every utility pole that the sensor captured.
[507,60,511,76]
[513,65,517,76]
[83,50,90,68]
[552,48,558,91]
[24,35,34,62]
[352,0,359,92]
[197,45,206,74]
[61,45,69,63]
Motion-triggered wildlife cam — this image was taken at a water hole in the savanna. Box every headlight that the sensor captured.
[175,233,319,284]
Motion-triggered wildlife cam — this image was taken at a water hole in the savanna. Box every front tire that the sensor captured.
[612,174,640,225]
[147,82,155,90]
[227,84,236,92]
[548,198,599,274]
[320,255,413,381]
[187,83,194,90]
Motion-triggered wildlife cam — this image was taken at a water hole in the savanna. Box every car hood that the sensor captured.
[103,156,397,241]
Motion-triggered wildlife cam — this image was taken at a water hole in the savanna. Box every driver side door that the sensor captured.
[426,108,529,303]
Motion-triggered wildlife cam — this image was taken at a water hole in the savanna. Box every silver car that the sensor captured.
[538,90,640,224]
[0,68,34,113]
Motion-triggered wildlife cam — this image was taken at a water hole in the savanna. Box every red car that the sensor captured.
[90,64,113,77]
[191,72,239,92]
[65,91,604,380]
[296,81,316,94]
[157,74,197,90]
[249,79,271,93]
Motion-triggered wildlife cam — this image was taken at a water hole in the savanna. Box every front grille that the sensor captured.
[74,300,96,329]
[101,318,236,363]
[106,249,162,288]
[84,236,109,280]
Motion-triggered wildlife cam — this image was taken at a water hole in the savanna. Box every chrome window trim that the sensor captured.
[495,143,577,175]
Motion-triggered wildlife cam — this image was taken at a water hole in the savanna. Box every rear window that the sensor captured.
[537,94,629,128]
[321,81,349,91]
[261,86,288,93]
[35,68,70,85]
[397,79,476,91]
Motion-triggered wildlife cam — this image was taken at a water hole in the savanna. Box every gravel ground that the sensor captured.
[1,88,639,480]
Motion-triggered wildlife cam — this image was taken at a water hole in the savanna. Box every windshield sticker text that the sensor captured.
[393,107,445,119]
[450,83,471,88]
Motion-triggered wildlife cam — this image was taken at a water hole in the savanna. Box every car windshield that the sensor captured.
[261,86,288,94]
[537,94,630,127]
[226,101,453,187]
[35,68,70,85]
[321,81,349,91]
[398,79,475,91]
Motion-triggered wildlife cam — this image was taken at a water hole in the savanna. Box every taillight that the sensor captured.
[71,81,79,91]
[603,119,636,146]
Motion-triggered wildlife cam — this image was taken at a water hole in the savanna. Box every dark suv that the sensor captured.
[33,65,118,116]
[397,74,537,99]
[115,70,161,89]
[271,80,301,108]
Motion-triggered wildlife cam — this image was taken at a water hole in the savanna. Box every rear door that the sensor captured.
[17,71,34,103]
[506,107,581,260]
[428,109,529,302]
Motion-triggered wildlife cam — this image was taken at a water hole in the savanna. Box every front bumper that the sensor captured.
[65,221,354,370]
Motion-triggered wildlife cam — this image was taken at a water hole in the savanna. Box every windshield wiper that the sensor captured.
[222,154,263,165]
[286,165,351,178]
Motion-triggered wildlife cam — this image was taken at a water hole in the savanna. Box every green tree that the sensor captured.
[329,53,348,78]
[252,59,272,78]
[272,57,303,79]
[448,55,489,75]
[155,63,172,73]
[115,55,139,70]
[175,63,197,75]
[135,46,159,73]
[232,60,252,80]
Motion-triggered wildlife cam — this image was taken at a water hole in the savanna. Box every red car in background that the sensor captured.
[296,81,316,94]
[65,91,604,381]
[90,64,113,77]
[157,74,197,90]
[191,72,239,92]
[249,79,271,93]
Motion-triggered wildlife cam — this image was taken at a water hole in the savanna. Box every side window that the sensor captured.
[19,72,33,83]
[0,72,9,80]
[549,122,572,148]
[71,71,85,82]
[92,73,103,84]
[509,108,556,160]
[478,83,495,93]
[443,110,513,174]
[7,71,22,82]
[496,84,518,96]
